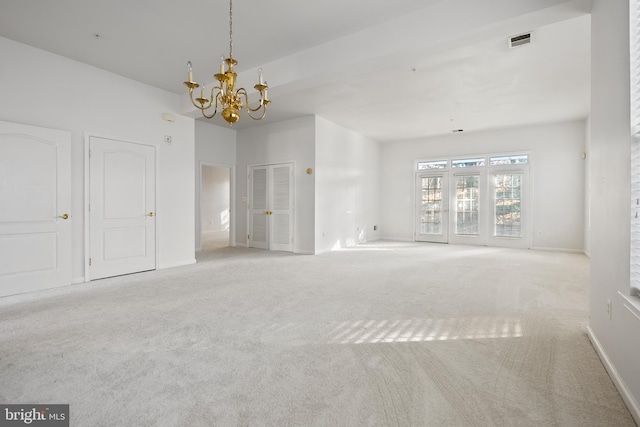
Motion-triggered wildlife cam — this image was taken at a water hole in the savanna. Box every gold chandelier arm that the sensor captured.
[201,88,225,119]
[237,88,265,113]
[235,88,268,120]
[246,107,268,121]
[189,86,226,119]
[200,107,217,119]
[187,88,206,110]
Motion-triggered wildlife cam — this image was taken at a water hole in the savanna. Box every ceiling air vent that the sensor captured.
[509,32,531,49]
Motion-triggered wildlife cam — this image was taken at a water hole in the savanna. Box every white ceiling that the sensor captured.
[0,0,592,142]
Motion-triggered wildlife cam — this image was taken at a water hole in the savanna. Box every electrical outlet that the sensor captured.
[607,299,612,320]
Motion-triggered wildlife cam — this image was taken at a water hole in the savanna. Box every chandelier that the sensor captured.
[183,0,270,125]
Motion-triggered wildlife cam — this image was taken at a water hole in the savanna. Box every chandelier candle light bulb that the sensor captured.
[182,0,270,125]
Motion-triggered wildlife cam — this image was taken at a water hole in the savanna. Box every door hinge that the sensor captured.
[89,258,92,266]
[248,234,250,240]
[88,149,91,158]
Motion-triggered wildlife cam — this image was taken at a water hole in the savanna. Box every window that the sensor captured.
[490,154,528,166]
[452,158,485,168]
[418,160,447,170]
[416,153,529,248]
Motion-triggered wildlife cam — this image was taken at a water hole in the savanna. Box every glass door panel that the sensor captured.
[494,173,522,237]
[455,175,479,235]
[416,173,448,243]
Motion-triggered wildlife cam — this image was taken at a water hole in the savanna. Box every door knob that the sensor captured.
[147,212,154,217]
[57,213,69,220]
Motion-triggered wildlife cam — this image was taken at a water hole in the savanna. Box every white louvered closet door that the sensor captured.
[248,163,294,252]
[249,167,269,249]
[269,164,294,251]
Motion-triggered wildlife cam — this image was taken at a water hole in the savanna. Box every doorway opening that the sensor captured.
[199,163,232,251]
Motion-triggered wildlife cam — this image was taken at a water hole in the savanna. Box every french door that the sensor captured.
[486,170,529,248]
[416,173,449,243]
[415,160,530,248]
[89,137,156,279]
[449,171,484,246]
[0,121,72,296]
[248,163,294,252]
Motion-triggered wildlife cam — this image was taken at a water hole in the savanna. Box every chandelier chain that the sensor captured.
[229,0,233,58]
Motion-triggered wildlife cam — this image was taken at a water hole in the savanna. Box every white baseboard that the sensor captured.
[531,247,585,254]
[159,259,196,269]
[587,326,640,425]
[294,249,314,255]
[380,236,414,242]
[313,248,332,255]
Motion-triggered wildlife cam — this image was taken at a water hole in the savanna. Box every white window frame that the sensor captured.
[414,152,532,248]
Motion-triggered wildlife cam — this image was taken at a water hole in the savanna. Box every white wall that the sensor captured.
[314,117,381,253]
[236,116,316,253]
[588,0,640,422]
[380,120,586,251]
[194,121,236,250]
[0,36,195,282]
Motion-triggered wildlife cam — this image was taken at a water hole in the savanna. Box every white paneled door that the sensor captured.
[0,121,72,297]
[248,163,294,252]
[89,137,156,280]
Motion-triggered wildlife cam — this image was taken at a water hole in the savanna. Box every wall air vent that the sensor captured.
[509,32,531,49]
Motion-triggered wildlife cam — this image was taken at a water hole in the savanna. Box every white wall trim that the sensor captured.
[159,259,196,269]
[619,291,640,322]
[294,249,314,255]
[380,236,417,243]
[587,326,640,425]
[531,247,585,254]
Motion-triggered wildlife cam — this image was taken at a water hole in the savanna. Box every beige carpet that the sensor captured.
[201,230,229,251]
[0,242,635,426]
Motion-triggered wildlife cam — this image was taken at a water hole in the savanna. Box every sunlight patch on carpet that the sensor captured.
[327,317,523,344]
